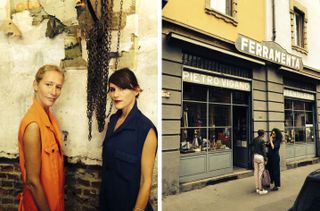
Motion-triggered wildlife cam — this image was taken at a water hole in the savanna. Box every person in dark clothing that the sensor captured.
[252,129,268,195]
[99,68,157,211]
[266,128,282,191]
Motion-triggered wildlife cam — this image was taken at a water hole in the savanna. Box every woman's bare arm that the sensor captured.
[23,122,50,211]
[133,128,157,211]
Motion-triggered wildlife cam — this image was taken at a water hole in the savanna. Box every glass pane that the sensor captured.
[294,101,304,110]
[183,83,207,101]
[182,102,207,127]
[285,110,293,127]
[306,126,315,143]
[306,112,314,125]
[294,111,305,127]
[209,105,231,127]
[209,87,231,103]
[210,0,227,14]
[233,106,248,146]
[232,91,249,105]
[209,127,232,150]
[285,99,293,109]
[180,128,207,153]
[284,128,294,144]
[294,128,306,143]
[305,102,313,111]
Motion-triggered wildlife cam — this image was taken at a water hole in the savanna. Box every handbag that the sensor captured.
[262,169,271,187]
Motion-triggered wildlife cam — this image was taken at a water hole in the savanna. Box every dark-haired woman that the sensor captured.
[99,68,157,211]
[266,128,282,191]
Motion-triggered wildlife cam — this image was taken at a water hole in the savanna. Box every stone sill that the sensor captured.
[205,8,238,26]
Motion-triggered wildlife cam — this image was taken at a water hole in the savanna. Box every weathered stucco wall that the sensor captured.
[0,0,158,164]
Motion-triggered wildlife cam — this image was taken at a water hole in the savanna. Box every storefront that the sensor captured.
[283,80,317,162]
[180,67,252,182]
[162,30,320,192]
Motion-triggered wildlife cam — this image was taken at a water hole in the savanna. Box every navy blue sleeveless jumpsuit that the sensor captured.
[100,103,157,211]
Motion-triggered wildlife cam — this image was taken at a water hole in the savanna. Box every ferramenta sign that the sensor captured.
[235,35,303,70]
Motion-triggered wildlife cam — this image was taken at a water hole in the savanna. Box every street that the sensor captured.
[163,163,320,211]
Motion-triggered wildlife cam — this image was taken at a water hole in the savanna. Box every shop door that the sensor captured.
[233,106,249,168]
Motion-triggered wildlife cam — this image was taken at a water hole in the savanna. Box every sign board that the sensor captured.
[284,89,314,101]
[182,71,251,92]
[235,35,303,70]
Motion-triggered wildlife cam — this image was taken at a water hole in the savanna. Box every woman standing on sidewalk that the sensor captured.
[253,129,268,195]
[266,128,282,191]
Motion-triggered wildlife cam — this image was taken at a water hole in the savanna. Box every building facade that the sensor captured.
[162,0,320,195]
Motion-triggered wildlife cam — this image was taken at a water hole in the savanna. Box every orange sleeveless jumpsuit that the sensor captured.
[18,99,65,211]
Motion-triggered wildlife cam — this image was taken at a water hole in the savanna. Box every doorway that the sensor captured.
[233,105,250,168]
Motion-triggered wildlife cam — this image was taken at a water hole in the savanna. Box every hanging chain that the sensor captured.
[114,0,123,70]
[86,0,114,140]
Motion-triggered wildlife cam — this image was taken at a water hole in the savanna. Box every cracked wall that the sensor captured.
[0,0,158,164]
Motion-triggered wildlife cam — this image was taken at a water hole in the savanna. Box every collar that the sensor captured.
[31,98,55,131]
[112,101,140,134]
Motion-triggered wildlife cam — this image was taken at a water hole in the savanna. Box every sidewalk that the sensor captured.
[163,163,320,211]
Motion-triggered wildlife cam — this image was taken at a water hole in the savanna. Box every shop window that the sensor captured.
[284,99,315,144]
[209,88,231,103]
[181,82,248,153]
[289,0,308,54]
[205,0,238,26]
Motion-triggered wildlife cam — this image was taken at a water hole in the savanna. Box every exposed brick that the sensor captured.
[78,178,90,186]
[0,173,7,179]
[0,165,14,172]
[7,174,19,180]
[2,198,14,204]
[83,189,97,196]
[91,181,101,188]
[74,188,82,195]
[2,181,14,188]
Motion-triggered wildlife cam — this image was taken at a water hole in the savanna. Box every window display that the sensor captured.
[284,99,315,144]
[181,82,248,153]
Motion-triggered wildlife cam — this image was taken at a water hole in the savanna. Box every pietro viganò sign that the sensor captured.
[182,71,251,92]
[235,35,303,70]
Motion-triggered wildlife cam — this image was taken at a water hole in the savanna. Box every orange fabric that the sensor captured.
[18,99,65,211]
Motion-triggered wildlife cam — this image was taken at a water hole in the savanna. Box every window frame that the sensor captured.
[205,0,238,26]
[290,0,308,54]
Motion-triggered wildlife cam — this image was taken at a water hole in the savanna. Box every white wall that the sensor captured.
[266,0,320,69]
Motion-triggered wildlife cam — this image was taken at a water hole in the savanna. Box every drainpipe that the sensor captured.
[272,0,276,41]
[266,67,270,138]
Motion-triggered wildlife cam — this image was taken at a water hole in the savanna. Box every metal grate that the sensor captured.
[284,78,315,92]
[182,52,251,79]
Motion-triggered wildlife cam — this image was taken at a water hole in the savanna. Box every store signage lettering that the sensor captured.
[235,35,303,70]
[284,89,314,100]
[182,71,251,91]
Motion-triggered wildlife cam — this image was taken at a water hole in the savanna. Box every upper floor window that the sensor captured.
[290,0,308,54]
[210,0,232,16]
[205,0,238,26]
[294,9,304,47]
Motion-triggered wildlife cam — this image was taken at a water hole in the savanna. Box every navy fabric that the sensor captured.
[266,138,281,187]
[99,102,157,211]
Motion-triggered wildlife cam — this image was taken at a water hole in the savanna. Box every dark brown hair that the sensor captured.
[108,68,142,97]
